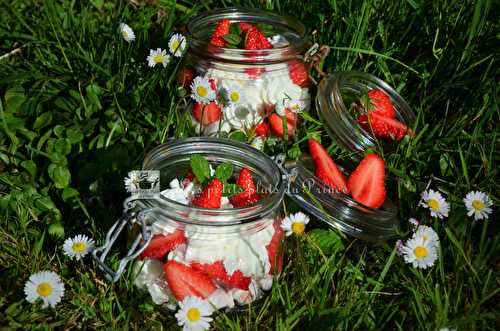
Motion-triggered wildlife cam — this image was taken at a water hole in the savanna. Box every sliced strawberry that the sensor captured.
[360,112,416,142]
[244,67,266,80]
[239,21,254,36]
[191,261,251,291]
[259,32,273,49]
[347,153,386,209]
[288,60,310,88]
[190,179,223,209]
[266,220,285,275]
[362,89,395,118]
[309,137,349,194]
[231,168,260,207]
[184,167,196,188]
[193,101,222,126]
[250,119,270,138]
[177,68,194,94]
[358,113,390,139]
[164,260,217,301]
[210,19,231,47]
[245,28,262,49]
[267,105,304,139]
[139,229,187,260]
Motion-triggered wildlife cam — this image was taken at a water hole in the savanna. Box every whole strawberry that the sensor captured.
[190,179,223,208]
[245,28,262,49]
[210,19,231,47]
[362,89,395,118]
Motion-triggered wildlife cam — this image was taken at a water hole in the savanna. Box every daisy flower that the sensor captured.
[214,86,232,112]
[119,23,135,43]
[227,85,246,108]
[124,171,137,192]
[402,235,438,269]
[436,328,457,331]
[421,189,450,219]
[169,33,187,57]
[274,99,287,116]
[408,217,419,231]
[413,225,439,247]
[175,295,213,331]
[463,190,493,220]
[62,234,95,261]
[251,137,263,150]
[287,99,306,114]
[395,239,404,257]
[147,48,170,68]
[281,212,310,236]
[190,76,216,104]
[24,271,65,308]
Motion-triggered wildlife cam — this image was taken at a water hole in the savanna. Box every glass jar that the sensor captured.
[179,7,312,137]
[128,137,286,312]
[315,71,418,160]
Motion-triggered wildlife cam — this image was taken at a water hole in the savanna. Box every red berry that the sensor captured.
[347,154,386,209]
[164,260,217,301]
[309,137,349,194]
[184,167,196,188]
[358,113,390,139]
[359,111,416,142]
[190,179,223,209]
[191,261,251,291]
[250,119,270,138]
[231,168,260,207]
[193,101,222,126]
[266,220,285,275]
[210,19,231,47]
[177,69,194,94]
[362,89,395,118]
[245,28,262,49]
[288,60,310,88]
[139,229,187,260]
[268,105,304,139]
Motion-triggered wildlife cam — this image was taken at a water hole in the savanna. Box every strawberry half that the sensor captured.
[309,137,349,194]
[266,220,285,275]
[362,89,395,118]
[288,60,310,88]
[231,168,260,207]
[347,154,386,209]
[359,111,416,142]
[358,113,390,139]
[267,104,304,139]
[210,19,231,47]
[164,260,217,301]
[191,261,251,291]
[184,167,196,188]
[190,179,223,208]
[139,229,187,260]
[193,101,222,126]
[177,68,194,94]
[250,119,270,138]
[245,28,262,49]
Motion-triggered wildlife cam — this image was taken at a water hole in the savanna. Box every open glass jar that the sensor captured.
[179,7,312,136]
[93,137,286,313]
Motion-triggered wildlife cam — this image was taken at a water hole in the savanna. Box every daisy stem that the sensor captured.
[218,111,223,137]
[295,234,322,303]
[199,104,206,136]
[479,217,488,256]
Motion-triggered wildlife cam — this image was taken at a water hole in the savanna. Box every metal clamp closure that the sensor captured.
[273,153,299,196]
[304,43,330,86]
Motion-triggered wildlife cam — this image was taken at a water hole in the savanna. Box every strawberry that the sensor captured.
[245,28,262,49]
[362,89,395,118]
[191,261,251,291]
[190,179,223,208]
[177,68,194,94]
[357,113,390,139]
[139,229,187,260]
[359,111,416,142]
[239,22,254,36]
[259,33,274,49]
[266,220,285,275]
[210,19,231,47]
[250,119,270,138]
[164,260,217,301]
[309,137,349,194]
[244,67,266,80]
[347,154,386,209]
[288,60,310,88]
[193,101,222,126]
[184,167,196,188]
[231,168,260,207]
[267,105,304,139]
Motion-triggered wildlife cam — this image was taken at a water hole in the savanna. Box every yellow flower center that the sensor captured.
[230,92,240,102]
[173,41,180,50]
[37,283,52,297]
[472,200,484,211]
[428,199,440,211]
[187,308,201,322]
[123,31,127,37]
[218,93,227,105]
[414,246,428,259]
[73,242,86,252]
[154,55,164,64]
[197,86,207,98]
[292,222,305,235]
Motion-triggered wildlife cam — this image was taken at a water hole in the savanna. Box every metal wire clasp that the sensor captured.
[304,43,330,86]
[273,153,299,195]
[91,196,155,283]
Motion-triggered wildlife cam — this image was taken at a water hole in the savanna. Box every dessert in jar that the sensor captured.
[129,138,286,312]
[178,7,312,138]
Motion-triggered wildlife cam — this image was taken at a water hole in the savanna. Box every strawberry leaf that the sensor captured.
[214,162,233,182]
[222,184,245,197]
[190,154,210,184]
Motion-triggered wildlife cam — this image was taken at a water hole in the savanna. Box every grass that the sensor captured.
[0,0,499,329]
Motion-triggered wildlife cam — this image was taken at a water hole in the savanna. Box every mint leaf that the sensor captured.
[223,34,242,45]
[229,23,242,36]
[214,162,233,182]
[190,154,211,184]
[222,184,245,197]
[308,229,345,254]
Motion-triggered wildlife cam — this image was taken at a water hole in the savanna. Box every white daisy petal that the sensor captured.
[402,236,438,269]
[190,76,216,104]
[124,171,138,193]
[408,217,419,231]
[175,295,213,331]
[169,33,187,57]
[214,86,232,112]
[413,225,439,248]
[119,23,135,43]
[147,48,170,68]
[274,99,287,116]
[287,99,306,114]
[63,234,95,261]
[395,239,404,257]
[227,85,247,108]
[280,212,310,236]
[24,271,65,308]
[420,189,450,219]
[250,137,263,150]
[463,190,493,220]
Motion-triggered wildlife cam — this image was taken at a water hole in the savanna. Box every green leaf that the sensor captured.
[229,131,247,142]
[229,23,242,36]
[214,162,233,182]
[89,177,105,197]
[53,165,71,189]
[90,0,103,9]
[308,228,345,254]
[223,34,242,45]
[439,153,453,177]
[86,84,102,95]
[35,196,57,211]
[54,125,66,138]
[66,129,84,144]
[4,96,25,116]
[54,138,72,156]
[33,112,53,130]
[20,160,36,178]
[48,222,65,239]
[87,91,102,109]
[62,188,80,209]
[78,163,98,184]
[222,183,245,197]
[190,154,210,184]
